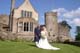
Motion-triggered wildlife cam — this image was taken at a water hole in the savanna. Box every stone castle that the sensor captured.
[45,12,72,42]
[0,0,72,42]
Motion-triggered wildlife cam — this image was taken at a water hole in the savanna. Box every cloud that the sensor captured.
[52,8,67,16]
[63,8,80,18]
[52,7,80,18]
[51,7,80,26]
[51,8,80,38]
[73,18,80,26]
[58,18,63,22]
[52,8,67,13]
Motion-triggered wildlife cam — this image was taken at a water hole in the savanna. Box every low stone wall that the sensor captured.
[0,29,34,41]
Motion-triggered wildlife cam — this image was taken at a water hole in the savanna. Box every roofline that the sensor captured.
[14,0,38,14]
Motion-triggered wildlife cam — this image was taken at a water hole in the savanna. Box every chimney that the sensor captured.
[11,0,15,12]
[9,0,15,31]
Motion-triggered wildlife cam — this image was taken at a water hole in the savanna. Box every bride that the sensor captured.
[36,25,60,50]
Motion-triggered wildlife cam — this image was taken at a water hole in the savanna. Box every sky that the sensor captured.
[0,0,80,39]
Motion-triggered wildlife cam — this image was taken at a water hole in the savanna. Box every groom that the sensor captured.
[34,25,41,44]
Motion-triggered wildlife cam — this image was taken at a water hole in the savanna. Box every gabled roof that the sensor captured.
[15,0,38,13]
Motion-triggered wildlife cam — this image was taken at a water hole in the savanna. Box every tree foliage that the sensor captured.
[75,26,80,41]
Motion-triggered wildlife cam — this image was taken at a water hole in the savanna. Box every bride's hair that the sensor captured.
[40,27,44,31]
[40,25,46,31]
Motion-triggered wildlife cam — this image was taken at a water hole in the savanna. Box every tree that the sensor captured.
[75,26,80,41]
[61,21,71,29]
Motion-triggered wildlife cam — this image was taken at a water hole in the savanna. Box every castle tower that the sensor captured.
[9,0,15,31]
[45,12,58,42]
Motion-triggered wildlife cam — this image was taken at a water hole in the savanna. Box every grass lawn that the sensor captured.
[0,41,80,53]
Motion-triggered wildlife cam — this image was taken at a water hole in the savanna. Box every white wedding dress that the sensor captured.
[36,30,60,50]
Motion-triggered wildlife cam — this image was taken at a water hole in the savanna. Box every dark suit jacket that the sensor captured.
[34,27,41,42]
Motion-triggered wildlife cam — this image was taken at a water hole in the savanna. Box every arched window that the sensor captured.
[24,22,33,32]
[24,23,26,31]
[26,22,29,31]
[24,22,29,31]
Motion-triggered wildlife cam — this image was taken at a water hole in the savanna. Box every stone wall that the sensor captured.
[45,12,58,42]
[58,23,71,42]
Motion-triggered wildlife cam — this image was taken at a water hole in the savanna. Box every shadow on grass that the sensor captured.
[27,43,37,48]
[63,41,80,47]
